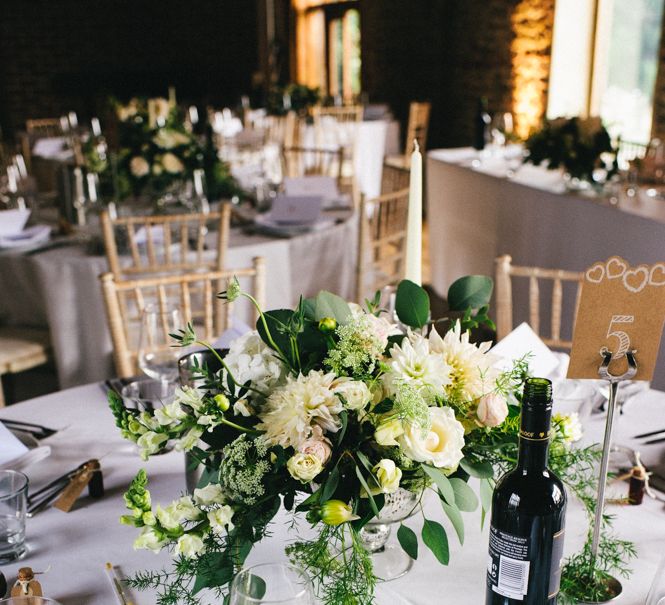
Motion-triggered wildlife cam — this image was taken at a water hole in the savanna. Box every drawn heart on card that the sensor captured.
[606,257,627,279]
[586,264,605,283]
[650,263,665,286]
[623,267,649,293]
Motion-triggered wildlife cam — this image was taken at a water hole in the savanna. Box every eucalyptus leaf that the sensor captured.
[480,478,494,513]
[447,275,493,311]
[441,500,465,545]
[449,477,479,512]
[422,464,455,504]
[397,524,419,560]
[313,291,352,324]
[395,280,430,328]
[422,518,450,565]
[459,458,494,479]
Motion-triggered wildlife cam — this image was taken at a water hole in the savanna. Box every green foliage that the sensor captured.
[447,276,493,311]
[422,518,450,565]
[397,524,419,559]
[395,280,430,328]
[448,478,479,512]
[266,83,320,117]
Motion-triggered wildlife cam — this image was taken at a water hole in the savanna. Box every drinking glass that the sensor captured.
[229,563,315,605]
[0,599,63,605]
[646,554,665,605]
[120,378,176,412]
[137,304,183,385]
[0,470,28,563]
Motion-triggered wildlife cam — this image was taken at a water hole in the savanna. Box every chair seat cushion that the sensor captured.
[0,327,50,374]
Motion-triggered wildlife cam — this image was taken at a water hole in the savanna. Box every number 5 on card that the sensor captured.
[568,256,665,381]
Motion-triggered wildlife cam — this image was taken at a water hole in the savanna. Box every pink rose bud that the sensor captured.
[298,426,332,465]
[477,393,509,427]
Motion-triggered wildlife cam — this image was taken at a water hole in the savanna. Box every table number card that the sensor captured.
[568,256,665,381]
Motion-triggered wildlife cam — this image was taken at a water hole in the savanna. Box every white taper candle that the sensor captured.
[404,139,423,285]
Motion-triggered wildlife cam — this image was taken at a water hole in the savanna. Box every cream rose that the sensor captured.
[162,152,184,173]
[375,416,404,446]
[370,459,402,495]
[476,393,509,427]
[298,425,332,464]
[176,534,205,558]
[398,406,465,469]
[129,156,150,177]
[333,378,372,411]
[287,453,323,483]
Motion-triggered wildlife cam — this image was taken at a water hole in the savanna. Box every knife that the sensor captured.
[1,419,57,439]
[633,427,665,439]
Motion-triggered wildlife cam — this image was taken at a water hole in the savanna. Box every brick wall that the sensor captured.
[0,0,259,136]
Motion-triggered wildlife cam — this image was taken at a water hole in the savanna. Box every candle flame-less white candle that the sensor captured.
[404,139,423,285]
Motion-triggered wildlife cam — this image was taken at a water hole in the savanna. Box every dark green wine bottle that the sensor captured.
[486,377,567,604]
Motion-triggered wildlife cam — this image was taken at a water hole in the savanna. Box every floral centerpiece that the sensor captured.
[85,97,240,206]
[266,83,320,117]
[524,116,618,185]
[109,277,615,604]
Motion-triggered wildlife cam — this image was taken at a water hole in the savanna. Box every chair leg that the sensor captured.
[0,375,6,408]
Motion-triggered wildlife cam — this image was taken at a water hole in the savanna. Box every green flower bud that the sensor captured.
[318,317,337,333]
[214,394,230,412]
[320,500,360,526]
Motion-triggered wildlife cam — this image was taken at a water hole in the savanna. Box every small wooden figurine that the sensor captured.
[10,567,43,597]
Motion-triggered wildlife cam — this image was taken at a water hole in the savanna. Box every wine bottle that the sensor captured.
[473,97,491,151]
[486,377,567,604]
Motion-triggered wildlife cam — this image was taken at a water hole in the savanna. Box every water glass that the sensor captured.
[137,304,183,384]
[646,554,665,605]
[120,378,176,412]
[229,563,315,605]
[0,470,28,563]
[0,599,63,605]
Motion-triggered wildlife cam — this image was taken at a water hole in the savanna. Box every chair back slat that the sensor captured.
[355,188,410,303]
[100,259,265,378]
[495,255,583,351]
[405,102,431,155]
[101,206,231,278]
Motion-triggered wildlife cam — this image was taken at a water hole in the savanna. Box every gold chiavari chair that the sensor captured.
[494,254,583,350]
[381,161,410,195]
[0,328,51,407]
[100,205,232,278]
[386,101,432,169]
[21,118,67,176]
[264,111,300,148]
[99,259,265,378]
[355,188,410,303]
[281,146,344,184]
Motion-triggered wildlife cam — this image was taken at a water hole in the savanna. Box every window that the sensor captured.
[293,0,361,100]
[547,0,664,144]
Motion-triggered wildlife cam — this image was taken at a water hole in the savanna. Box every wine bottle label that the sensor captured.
[487,526,530,600]
[548,529,565,598]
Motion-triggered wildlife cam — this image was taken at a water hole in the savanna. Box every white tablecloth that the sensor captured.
[0,220,358,389]
[426,147,665,390]
[0,383,663,604]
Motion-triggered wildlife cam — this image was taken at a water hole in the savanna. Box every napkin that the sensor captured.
[0,422,29,467]
[0,224,51,249]
[491,322,560,377]
[0,209,30,236]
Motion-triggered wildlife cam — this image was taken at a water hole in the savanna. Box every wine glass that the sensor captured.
[137,303,183,386]
[229,563,315,605]
[647,554,665,605]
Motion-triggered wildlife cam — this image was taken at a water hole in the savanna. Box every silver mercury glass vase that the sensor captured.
[358,488,421,581]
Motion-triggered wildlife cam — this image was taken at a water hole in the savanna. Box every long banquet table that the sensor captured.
[427,147,665,390]
[0,382,663,604]
[0,218,357,390]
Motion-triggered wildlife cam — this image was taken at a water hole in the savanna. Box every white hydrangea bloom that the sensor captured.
[224,331,287,399]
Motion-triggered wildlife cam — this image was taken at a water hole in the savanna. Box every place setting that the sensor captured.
[3,2,665,604]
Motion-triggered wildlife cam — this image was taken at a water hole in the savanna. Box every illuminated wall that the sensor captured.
[511,0,556,139]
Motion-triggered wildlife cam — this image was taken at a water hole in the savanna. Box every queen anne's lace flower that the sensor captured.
[219,435,271,505]
[224,331,287,399]
[428,324,499,403]
[257,371,343,449]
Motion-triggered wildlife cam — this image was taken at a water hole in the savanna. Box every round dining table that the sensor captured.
[0,215,358,390]
[0,382,662,604]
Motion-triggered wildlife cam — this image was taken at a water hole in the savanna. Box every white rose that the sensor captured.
[398,406,465,470]
[155,503,182,531]
[287,453,323,483]
[133,527,166,553]
[129,156,150,177]
[194,483,225,506]
[298,425,332,465]
[176,534,205,558]
[175,427,204,452]
[370,459,402,495]
[136,431,168,459]
[162,152,184,174]
[207,505,234,535]
[374,416,404,446]
[154,401,187,426]
[152,162,163,175]
[477,393,509,427]
[333,378,372,411]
